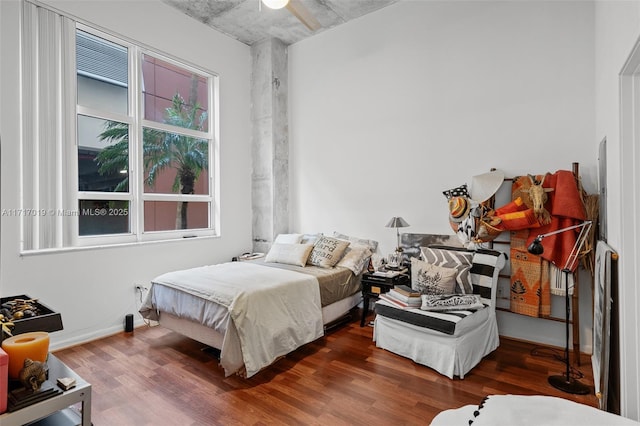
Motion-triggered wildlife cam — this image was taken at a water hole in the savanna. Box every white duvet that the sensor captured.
[140,262,323,377]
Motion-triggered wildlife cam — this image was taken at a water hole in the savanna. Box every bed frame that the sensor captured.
[157,291,362,354]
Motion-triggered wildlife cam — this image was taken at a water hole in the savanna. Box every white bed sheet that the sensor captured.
[141,261,323,377]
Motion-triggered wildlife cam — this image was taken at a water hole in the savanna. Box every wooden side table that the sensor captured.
[360,271,410,326]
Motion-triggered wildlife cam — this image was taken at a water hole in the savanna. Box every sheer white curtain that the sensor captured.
[22,1,77,251]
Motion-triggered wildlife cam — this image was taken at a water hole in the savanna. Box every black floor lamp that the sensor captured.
[527,220,592,395]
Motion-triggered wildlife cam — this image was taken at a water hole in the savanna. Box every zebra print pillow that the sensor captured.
[420,247,474,294]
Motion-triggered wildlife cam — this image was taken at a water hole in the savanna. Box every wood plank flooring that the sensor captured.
[53,311,598,425]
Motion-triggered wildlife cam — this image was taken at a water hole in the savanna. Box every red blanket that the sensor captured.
[527,170,586,271]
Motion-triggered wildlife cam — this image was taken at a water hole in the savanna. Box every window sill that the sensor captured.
[19,234,220,257]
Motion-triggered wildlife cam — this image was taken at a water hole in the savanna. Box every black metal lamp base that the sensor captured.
[548,374,590,395]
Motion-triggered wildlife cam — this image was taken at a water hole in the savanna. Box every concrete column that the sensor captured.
[250,38,288,253]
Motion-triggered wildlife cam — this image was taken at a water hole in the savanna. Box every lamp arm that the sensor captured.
[562,221,592,271]
[533,220,592,242]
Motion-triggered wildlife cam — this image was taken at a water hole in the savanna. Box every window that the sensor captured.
[21,3,218,251]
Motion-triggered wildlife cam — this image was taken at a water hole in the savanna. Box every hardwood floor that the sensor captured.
[53,311,598,425]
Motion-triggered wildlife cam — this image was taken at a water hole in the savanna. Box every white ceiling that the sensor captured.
[162,0,399,46]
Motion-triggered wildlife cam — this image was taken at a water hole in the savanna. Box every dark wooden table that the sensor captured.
[360,271,410,326]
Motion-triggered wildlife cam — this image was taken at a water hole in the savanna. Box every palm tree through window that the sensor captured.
[76,28,214,240]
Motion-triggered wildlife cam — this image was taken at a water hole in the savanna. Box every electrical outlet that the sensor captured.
[134,285,147,293]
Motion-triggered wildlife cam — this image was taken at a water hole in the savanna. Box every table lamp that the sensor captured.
[385,216,410,253]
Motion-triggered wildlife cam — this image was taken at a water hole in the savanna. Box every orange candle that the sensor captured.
[0,347,7,413]
[1,332,49,379]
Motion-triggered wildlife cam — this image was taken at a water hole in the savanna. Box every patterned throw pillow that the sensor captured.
[442,184,469,200]
[420,247,474,294]
[411,258,457,295]
[307,236,350,268]
[420,294,484,311]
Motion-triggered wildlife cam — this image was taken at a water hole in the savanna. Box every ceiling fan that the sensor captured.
[261,0,321,32]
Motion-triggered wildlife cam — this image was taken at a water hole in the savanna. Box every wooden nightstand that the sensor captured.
[360,271,410,326]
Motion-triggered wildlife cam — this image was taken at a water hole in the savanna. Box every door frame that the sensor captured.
[618,36,640,420]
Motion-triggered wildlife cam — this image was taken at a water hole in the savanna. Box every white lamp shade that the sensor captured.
[262,0,289,9]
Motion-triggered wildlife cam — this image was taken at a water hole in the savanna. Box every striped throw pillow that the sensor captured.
[420,247,474,294]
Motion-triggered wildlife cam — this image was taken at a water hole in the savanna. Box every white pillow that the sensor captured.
[300,233,322,245]
[265,243,313,267]
[274,233,304,244]
[307,236,350,268]
[336,243,372,275]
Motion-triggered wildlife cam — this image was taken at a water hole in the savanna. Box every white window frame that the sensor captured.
[136,48,217,243]
[74,24,218,246]
[73,25,136,247]
[21,2,219,253]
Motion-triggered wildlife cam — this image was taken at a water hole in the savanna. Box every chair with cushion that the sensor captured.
[373,245,507,379]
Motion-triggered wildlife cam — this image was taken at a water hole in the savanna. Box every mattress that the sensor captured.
[374,298,489,336]
[144,260,361,329]
[243,258,361,307]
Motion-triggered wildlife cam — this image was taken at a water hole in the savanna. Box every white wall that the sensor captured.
[0,0,252,349]
[594,0,640,419]
[289,1,596,350]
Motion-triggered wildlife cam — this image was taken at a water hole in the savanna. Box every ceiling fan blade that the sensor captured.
[286,0,321,32]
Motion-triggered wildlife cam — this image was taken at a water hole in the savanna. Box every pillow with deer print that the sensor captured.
[411,258,457,295]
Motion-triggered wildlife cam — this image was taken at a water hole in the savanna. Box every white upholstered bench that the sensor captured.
[373,246,507,379]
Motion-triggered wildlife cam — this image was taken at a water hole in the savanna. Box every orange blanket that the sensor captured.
[511,228,551,318]
[509,170,584,317]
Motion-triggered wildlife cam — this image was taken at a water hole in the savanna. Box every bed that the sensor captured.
[139,233,373,378]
